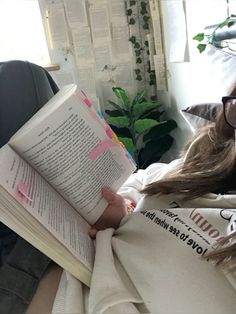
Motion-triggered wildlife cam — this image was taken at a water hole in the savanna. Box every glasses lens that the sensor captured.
[224,98,236,128]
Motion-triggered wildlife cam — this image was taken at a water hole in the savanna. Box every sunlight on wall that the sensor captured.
[0,0,50,66]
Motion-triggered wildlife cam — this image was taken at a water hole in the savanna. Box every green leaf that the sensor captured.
[127,9,132,16]
[107,116,129,127]
[228,21,235,27]
[150,73,155,79]
[219,17,231,28]
[140,108,163,120]
[138,153,162,169]
[141,1,146,8]
[131,90,145,106]
[109,126,132,138]
[134,119,159,134]
[193,33,205,41]
[143,15,150,22]
[105,109,123,117]
[130,0,136,6]
[133,101,159,117]
[118,137,137,153]
[149,80,155,86]
[129,36,136,44]
[129,18,135,25]
[197,43,207,53]
[107,100,124,113]
[139,135,174,163]
[143,120,177,143]
[141,8,147,15]
[112,87,130,108]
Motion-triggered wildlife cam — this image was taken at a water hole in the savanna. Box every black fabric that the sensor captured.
[0,224,18,266]
[0,60,58,147]
[0,238,51,314]
[0,60,59,313]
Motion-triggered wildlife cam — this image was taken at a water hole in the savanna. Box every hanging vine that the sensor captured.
[125,0,156,91]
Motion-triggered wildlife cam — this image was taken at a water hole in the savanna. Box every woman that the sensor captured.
[52,97,236,313]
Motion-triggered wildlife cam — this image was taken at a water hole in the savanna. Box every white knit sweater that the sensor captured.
[53,160,236,313]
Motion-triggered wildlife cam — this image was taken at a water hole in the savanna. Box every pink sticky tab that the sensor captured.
[88,140,116,160]
[105,126,113,139]
[90,110,100,123]
[80,90,92,107]
[84,97,92,107]
[17,181,32,203]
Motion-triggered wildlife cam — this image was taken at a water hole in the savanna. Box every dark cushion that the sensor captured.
[0,60,59,148]
[180,102,222,131]
[0,60,59,312]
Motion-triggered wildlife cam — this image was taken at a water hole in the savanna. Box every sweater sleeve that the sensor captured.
[118,159,181,206]
[117,162,169,204]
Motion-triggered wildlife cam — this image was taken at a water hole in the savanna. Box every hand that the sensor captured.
[89,188,128,238]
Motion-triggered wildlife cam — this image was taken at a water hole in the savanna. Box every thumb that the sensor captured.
[102,188,117,203]
[88,227,98,239]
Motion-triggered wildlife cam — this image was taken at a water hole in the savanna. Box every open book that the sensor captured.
[0,84,136,286]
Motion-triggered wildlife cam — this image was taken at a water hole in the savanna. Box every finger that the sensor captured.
[102,188,117,203]
[88,228,98,239]
[102,188,125,207]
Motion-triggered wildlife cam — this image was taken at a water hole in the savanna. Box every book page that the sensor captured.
[51,71,77,89]
[72,27,94,65]
[108,0,127,25]
[89,5,111,44]
[9,85,136,224]
[114,63,135,93]
[94,43,113,71]
[112,25,131,57]
[77,66,97,97]
[0,145,94,271]
[64,0,88,28]
[47,4,69,48]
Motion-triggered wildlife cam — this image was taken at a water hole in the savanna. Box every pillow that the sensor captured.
[204,45,236,98]
[180,102,222,132]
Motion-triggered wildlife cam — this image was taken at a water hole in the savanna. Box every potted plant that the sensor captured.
[105,87,177,169]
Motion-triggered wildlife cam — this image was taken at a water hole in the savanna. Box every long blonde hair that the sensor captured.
[142,95,236,270]
[142,108,236,199]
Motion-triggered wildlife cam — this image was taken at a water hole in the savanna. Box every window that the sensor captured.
[0,0,50,66]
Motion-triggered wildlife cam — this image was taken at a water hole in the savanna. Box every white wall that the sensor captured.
[157,0,236,160]
[39,0,236,161]
[38,0,141,113]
